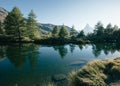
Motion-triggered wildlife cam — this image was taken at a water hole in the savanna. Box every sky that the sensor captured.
[0,0,120,31]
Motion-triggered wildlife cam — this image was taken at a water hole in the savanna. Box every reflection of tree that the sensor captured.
[92,44,102,57]
[92,43,120,57]
[6,44,26,68]
[53,46,59,51]
[53,45,68,59]
[69,44,75,53]
[78,44,83,50]
[6,44,40,68]
[0,45,6,59]
[27,44,40,68]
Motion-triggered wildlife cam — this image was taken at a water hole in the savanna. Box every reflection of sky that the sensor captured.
[1,0,120,30]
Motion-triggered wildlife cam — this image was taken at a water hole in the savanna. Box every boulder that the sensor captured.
[52,74,66,82]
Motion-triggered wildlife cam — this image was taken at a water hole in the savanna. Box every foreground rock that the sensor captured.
[52,74,66,82]
[69,57,120,86]
[52,74,68,86]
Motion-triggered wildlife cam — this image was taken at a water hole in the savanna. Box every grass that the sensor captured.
[68,57,120,86]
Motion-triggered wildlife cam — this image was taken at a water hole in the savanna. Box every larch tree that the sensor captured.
[59,25,68,38]
[4,7,26,41]
[27,10,40,39]
[52,25,59,37]
[77,30,85,38]
[70,25,77,37]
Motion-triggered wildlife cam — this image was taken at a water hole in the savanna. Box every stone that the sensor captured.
[52,74,66,82]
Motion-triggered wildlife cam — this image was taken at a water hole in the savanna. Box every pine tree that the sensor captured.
[77,30,85,38]
[4,7,26,41]
[27,10,40,39]
[94,21,104,36]
[70,25,77,37]
[52,25,59,37]
[59,25,68,38]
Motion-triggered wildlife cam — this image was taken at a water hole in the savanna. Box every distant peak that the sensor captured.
[83,24,94,35]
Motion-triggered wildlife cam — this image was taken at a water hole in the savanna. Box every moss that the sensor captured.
[69,57,120,86]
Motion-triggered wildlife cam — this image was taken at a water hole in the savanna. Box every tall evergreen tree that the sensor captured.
[77,30,85,38]
[94,21,104,36]
[4,7,26,41]
[59,25,68,38]
[70,25,77,37]
[27,10,40,39]
[105,23,113,35]
[52,25,59,37]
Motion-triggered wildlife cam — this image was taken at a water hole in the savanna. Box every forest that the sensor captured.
[0,7,120,44]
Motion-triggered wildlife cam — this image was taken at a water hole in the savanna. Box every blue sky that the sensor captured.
[0,0,120,30]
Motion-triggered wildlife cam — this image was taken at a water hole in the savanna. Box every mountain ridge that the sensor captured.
[38,23,73,34]
[0,7,8,22]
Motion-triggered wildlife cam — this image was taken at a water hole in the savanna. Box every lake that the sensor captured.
[0,43,120,86]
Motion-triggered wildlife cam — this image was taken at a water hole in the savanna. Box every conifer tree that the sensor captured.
[4,7,26,41]
[27,10,40,39]
[59,25,68,38]
[70,25,77,37]
[52,25,59,37]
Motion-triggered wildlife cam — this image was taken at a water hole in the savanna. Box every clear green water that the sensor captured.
[0,43,120,86]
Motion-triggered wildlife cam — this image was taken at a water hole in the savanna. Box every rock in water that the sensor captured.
[52,74,66,82]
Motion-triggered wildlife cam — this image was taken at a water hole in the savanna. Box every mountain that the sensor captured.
[83,24,94,35]
[0,7,8,22]
[38,23,74,34]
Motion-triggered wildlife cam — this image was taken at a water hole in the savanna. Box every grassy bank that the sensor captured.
[69,57,120,86]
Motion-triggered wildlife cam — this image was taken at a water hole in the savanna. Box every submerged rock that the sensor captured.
[52,74,66,82]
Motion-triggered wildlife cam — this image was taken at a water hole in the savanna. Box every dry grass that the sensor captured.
[69,57,120,86]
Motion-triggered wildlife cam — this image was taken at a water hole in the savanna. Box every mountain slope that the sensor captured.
[38,23,74,34]
[0,7,8,22]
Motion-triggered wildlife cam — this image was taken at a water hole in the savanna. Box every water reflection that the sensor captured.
[5,44,40,68]
[69,44,75,53]
[0,43,120,86]
[0,43,120,68]
[53,45,68,58]
[0,45,6,59]
[92,43,120,57]
[78,44,84,50]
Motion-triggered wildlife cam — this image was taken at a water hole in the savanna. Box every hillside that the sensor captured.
[0,7,8,22]
[38,23,74,34]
